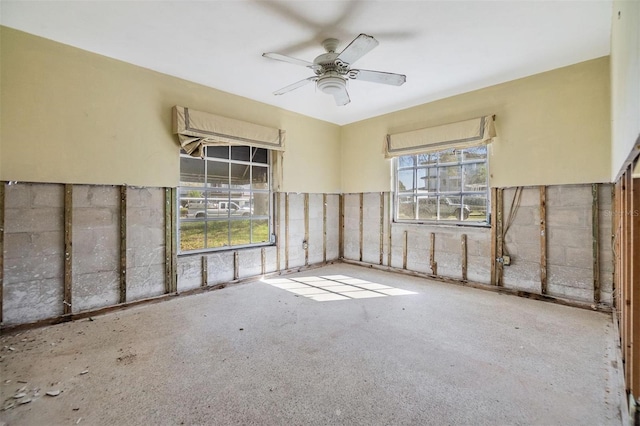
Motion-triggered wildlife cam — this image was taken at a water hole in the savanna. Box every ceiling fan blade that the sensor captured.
[273,76,318,95]
[332,85,351,106]
[262,52,316,68]
[336,33,379,66]
[350,69,406,86]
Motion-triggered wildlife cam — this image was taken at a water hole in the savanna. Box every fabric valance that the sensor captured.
[172,106,285,157]
[385,115,496,158]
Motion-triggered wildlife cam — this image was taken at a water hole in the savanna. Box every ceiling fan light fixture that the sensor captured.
[317,74,346,95]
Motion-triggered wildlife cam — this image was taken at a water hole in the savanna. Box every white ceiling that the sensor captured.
[1,0,612,125]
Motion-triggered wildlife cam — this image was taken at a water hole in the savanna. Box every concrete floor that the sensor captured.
[0,264,623,425]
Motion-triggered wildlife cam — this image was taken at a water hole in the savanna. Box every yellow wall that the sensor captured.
[341,57,611,193]
[1,27,613,194]
[611,0,640,179]
[0,27,341,192]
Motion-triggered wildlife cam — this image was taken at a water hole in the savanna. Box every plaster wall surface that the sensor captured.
[341,57,610,193]
[0,27,341,193]
[610,0,640,178]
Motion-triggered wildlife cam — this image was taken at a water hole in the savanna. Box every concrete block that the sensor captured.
[4,231,64,260]
[238,248,263,278]
[547,244,566,266]
[565,247,594,270]
[287,193,305,221]
[73,207,117,228]
[4,207,64,233]
[207,252,235,284]
[4,253,64,284]
[177,256,202,291]
[547,227,591,249]
[128,187,165,208]
[508,243,539,263]
[72,271,120,313]
[509,206,537,226]
[547,264,592,290]
[503,261,541,293]
[503,187,540,207]
[128,207,164,227]
[325,194,340,261]
[442,234,464,254]
[73,185,119,208]
[308,194,324,265]
[264,246,278,274]
[32,184,64,208]
[129,245,165,269]
[405,256,430,274]
[467,255,491,284]
[4,183,33,208]
[600,291,613,305]
[434,251,462,280]
[504,224,539,245]
[73,229,119,274]
[467,234,491,257]
[128,224,165,249]
[2,277,64,325]
[547,185,592,207]
[547,207,588,227]
[547,284,593,302]
[126,264,165,301]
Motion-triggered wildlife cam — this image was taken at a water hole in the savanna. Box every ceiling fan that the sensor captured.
[262,34,406,106]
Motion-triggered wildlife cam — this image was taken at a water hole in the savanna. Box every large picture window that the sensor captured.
[179,146,272,252]
[395,146,489,224]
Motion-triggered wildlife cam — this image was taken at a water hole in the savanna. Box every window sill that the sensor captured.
[393,220,491,229]
[178,242,275,257]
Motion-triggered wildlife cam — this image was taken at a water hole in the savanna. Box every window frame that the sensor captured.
[178,146,274,254]
[394,146,491,226]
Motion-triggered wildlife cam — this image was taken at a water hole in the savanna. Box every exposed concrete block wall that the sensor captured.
[344,184,614,305]
[126,187,166,301]
[2,185,341,326]
[545,185,613,303]
[362,192,383,265]
[3,183,65,324]
[343,194,361,261]
[325,194,340,261]
[286,193,306,269]
[308,194,324,265]
[176,192,341,290]
[598,185,614,304]
[387,223,490,282]
[502,187,543,293]
[72,185,120,312]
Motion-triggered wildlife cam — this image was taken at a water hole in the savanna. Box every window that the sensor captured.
[395,146,489,224]
[179,146,272,252]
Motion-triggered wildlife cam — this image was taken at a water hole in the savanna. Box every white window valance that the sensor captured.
[385,115,496,158]
[172,106,286,157]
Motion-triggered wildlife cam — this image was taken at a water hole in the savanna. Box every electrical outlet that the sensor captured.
[503,255,511,266]
[302,240,308,250]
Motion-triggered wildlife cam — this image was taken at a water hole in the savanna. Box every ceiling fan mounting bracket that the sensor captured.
[321,38,340,53]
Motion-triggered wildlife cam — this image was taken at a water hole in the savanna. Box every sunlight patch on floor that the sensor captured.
[262,275,418,301]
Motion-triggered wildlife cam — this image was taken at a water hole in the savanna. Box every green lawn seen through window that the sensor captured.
[180,220,269,252]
